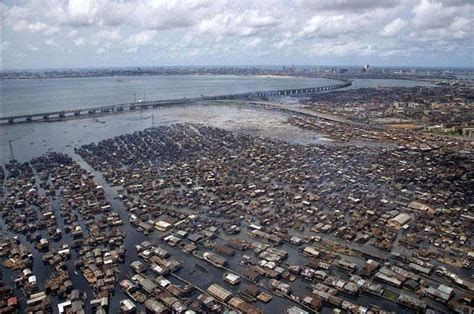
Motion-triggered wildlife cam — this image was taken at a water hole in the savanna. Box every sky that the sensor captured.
[1,0,473,70]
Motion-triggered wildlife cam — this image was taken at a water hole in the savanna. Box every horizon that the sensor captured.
[1,0,473,70]
[3,64,474,73]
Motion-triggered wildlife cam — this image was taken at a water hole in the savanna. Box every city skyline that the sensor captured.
[1,0,473,69]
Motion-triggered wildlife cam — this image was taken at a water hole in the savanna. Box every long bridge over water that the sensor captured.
[0,80,351,124]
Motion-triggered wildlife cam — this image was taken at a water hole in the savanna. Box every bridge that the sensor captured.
[243,100,385,130]
[0,80,351,124]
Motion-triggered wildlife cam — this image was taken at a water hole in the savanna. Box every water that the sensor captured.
[1,75,339,117]
[0,76,434,118]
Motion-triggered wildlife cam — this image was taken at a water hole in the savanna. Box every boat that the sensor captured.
[238,291,257,303]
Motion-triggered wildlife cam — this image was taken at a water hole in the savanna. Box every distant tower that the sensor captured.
[362,64,370,73]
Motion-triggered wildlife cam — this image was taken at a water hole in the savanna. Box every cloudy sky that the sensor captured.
[1,0,473,69]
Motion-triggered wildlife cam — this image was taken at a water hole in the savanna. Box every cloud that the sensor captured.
[300,13,371,39]
[197,10,281,38]
[411,17,473,42]
[1,0,473,68]
[44,38,58,47]
[9,0,214,31]
[17,21,48,32]
[298,0,402,11]
[380,18,407,37]
[1,41,11,52]
[27,44,39,51]
[434,0,473,7]
[247,38,262,48]
[50,0,101,27]
[74,37,85,47]
[124,47,138,54]
[312,41,375,57]
[411,0,473,42]
[123,30,157,53]
[412,0,472,30]
[91,29,121,45]
[126,30,157,46]
[132,0,212,30]
[68,30,79,37]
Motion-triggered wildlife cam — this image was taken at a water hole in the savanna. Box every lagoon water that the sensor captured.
[1,75,338,117]
[0,75,434,117]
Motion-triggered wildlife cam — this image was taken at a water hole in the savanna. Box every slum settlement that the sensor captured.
[0,91,473,314]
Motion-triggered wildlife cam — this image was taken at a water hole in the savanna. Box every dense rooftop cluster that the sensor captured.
[302,84,474,129]
[71,123,473,313]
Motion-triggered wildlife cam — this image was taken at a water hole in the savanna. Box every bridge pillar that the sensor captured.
[74,111,80,116]
[26,117,32,121]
